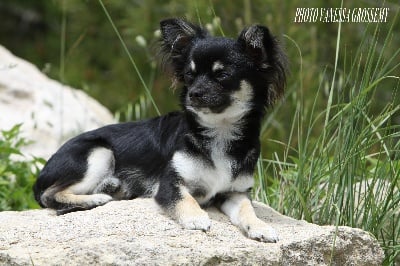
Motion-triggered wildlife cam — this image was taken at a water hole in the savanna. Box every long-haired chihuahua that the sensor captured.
[33,18,287,242]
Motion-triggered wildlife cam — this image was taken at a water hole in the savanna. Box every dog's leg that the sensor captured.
[156,184,211,231]
[53,189,113,207]
[220,192,279,242]
[40,147,116,214]
[174,187,211,231]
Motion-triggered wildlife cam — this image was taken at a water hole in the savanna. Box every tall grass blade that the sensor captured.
[97,0,160,115]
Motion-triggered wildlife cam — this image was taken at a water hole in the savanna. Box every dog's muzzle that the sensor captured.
[187,91,231,114]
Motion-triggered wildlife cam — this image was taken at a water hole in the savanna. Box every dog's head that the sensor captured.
[160,18,287,127]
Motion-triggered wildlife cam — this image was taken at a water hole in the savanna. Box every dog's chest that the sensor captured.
[172,143,254,204]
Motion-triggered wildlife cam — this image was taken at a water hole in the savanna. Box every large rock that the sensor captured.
[0,45,115,159]
[0,198,384,265]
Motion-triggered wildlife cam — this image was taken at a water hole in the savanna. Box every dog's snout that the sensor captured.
[189,90,204,100]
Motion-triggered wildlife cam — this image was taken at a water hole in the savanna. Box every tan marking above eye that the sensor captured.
[190,61,196,72]
[212,61,224,72]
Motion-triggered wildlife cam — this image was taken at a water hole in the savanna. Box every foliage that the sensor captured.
[254,17,400,265]
[0,125,42,211]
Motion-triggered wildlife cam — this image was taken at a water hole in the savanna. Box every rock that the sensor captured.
[0,198,384,265]
[0,45,115,160]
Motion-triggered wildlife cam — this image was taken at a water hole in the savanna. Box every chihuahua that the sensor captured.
[33,18,287,242]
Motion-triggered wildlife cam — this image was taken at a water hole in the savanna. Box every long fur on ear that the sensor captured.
[238,25,288,105]
[160,18,208,83]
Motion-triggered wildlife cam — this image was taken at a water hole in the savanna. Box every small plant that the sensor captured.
[0,124,43,211]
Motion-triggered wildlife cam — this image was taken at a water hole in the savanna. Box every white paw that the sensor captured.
[245,220,279,243]
[179,212,212,232]
[90,194,113,206]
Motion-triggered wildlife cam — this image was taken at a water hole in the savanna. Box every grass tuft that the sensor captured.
[254,14,400,265]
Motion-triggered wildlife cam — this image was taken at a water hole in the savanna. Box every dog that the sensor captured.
[33,18,287,243]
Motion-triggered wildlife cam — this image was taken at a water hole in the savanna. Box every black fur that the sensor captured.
[33,18,287,218]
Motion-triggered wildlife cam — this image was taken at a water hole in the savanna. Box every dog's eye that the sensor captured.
[214,71,231,81]
[184,71,194,83]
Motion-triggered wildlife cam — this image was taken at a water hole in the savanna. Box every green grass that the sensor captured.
[254,16,400,265]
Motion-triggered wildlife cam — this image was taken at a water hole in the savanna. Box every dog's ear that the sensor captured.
[238,25,288,103]
[160,18,208,83]
[160,18,206,52]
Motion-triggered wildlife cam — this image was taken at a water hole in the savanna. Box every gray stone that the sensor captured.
[0,45,115,160]
[0,198,384,265]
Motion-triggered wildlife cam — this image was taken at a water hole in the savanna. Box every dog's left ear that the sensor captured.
[238,25,288,103]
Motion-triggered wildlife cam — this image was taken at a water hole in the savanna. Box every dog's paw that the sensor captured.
[93,177,121,194]
[245,219,279,243]
[178,211,212,232]
[89,194,113,207]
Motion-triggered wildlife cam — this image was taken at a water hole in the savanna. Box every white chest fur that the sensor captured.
[172,80,255,204]
[172,145,254,205]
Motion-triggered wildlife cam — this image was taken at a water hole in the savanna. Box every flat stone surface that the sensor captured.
[0,198,383,265]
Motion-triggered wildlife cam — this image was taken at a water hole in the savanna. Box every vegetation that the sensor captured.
[0,125,41,211]
[0,0,399,264]
[254,19,400,264]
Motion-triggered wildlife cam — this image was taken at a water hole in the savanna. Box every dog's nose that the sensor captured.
[189,90,204,100]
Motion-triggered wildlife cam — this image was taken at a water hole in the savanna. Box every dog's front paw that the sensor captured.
[178,210,211,232]
[245,219,279,243]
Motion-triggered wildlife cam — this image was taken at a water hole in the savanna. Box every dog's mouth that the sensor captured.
[187,99,230,114]
[189,104,227,114]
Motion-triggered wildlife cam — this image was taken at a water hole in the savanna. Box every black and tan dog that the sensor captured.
[33,18,287,242]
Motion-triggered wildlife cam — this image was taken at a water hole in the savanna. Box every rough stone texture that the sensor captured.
[0,45,115,159]
[0,199,383,265]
